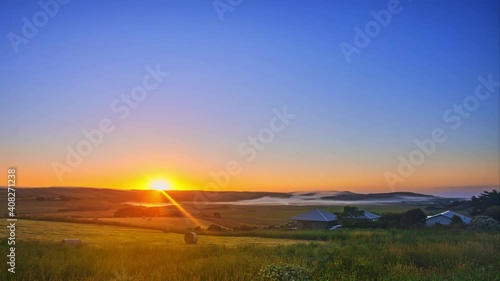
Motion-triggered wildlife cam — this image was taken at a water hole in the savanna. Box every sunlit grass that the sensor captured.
[0,220,499,280]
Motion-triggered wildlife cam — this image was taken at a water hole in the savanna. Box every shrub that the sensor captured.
[470,216,500,231]
[236,225,256,231]
[400,208,426,227]
[257,263,312,281]
[207,224,223,231]
[451,215,465,225]
[483,206,500,221]
[445,215,467,229]
[378,213,401,228]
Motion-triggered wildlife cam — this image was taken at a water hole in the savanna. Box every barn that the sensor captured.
[288,209,338,230]
[426,210,472,226]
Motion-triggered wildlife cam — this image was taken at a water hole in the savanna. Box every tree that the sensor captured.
[470,190,500,215]
[340,206,365,227]
[400,208,426,227]
[342,206,364,218]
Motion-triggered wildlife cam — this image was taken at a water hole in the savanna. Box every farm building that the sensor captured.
[426,210,472,226]
[288,209,338,230]
[361,211,381,220]
[352,210,381,221]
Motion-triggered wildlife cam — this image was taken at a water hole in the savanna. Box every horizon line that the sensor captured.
[3,184,498,194]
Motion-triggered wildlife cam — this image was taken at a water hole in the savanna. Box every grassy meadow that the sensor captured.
[1,220,499,281]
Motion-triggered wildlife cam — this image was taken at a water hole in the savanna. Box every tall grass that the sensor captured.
[0,222,498,280]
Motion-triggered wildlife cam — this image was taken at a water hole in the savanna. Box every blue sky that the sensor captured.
[1,0,499,192]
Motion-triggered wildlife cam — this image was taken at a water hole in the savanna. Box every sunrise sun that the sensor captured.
[150,179,172,191]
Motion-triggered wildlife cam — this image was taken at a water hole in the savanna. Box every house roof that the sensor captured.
[346,210,381,220]
[290,209,337,222]
[362,211,381,220]
[426,210,472,223]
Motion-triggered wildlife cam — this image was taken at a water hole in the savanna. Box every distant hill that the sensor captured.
[2,187,292,204]
[320,191,436,201]
[1,187,445,205]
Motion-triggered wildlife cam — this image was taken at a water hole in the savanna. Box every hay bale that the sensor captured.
[184,232,198,244]
[163,227,170,233]
[61,239,82,246]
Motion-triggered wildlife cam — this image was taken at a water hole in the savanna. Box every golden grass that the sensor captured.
[0,220,498,281]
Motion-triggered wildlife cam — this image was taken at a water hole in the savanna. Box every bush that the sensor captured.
[207,224,223,231]
[400,208,426,227]
[235,225,257,231]
[447,215,467,229]
[483,206,500,221]
[257,263,312,281]
[451,215,465,225]
[470,216,500,231]
[378,213,402,228]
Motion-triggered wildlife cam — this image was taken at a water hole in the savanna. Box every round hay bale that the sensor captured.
[184,232,198,244]
[163,227,170,233]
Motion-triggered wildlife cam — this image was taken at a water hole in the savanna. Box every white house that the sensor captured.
[426,210,472,226]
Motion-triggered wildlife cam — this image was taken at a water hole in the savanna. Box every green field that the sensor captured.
[1,220,499,281]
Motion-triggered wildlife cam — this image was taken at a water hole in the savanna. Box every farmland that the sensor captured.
[2,188,455,229]
[1,188,499,280]
[0,220,499,280]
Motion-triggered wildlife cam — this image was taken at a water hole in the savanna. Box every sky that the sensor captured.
[1,0,499,193]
